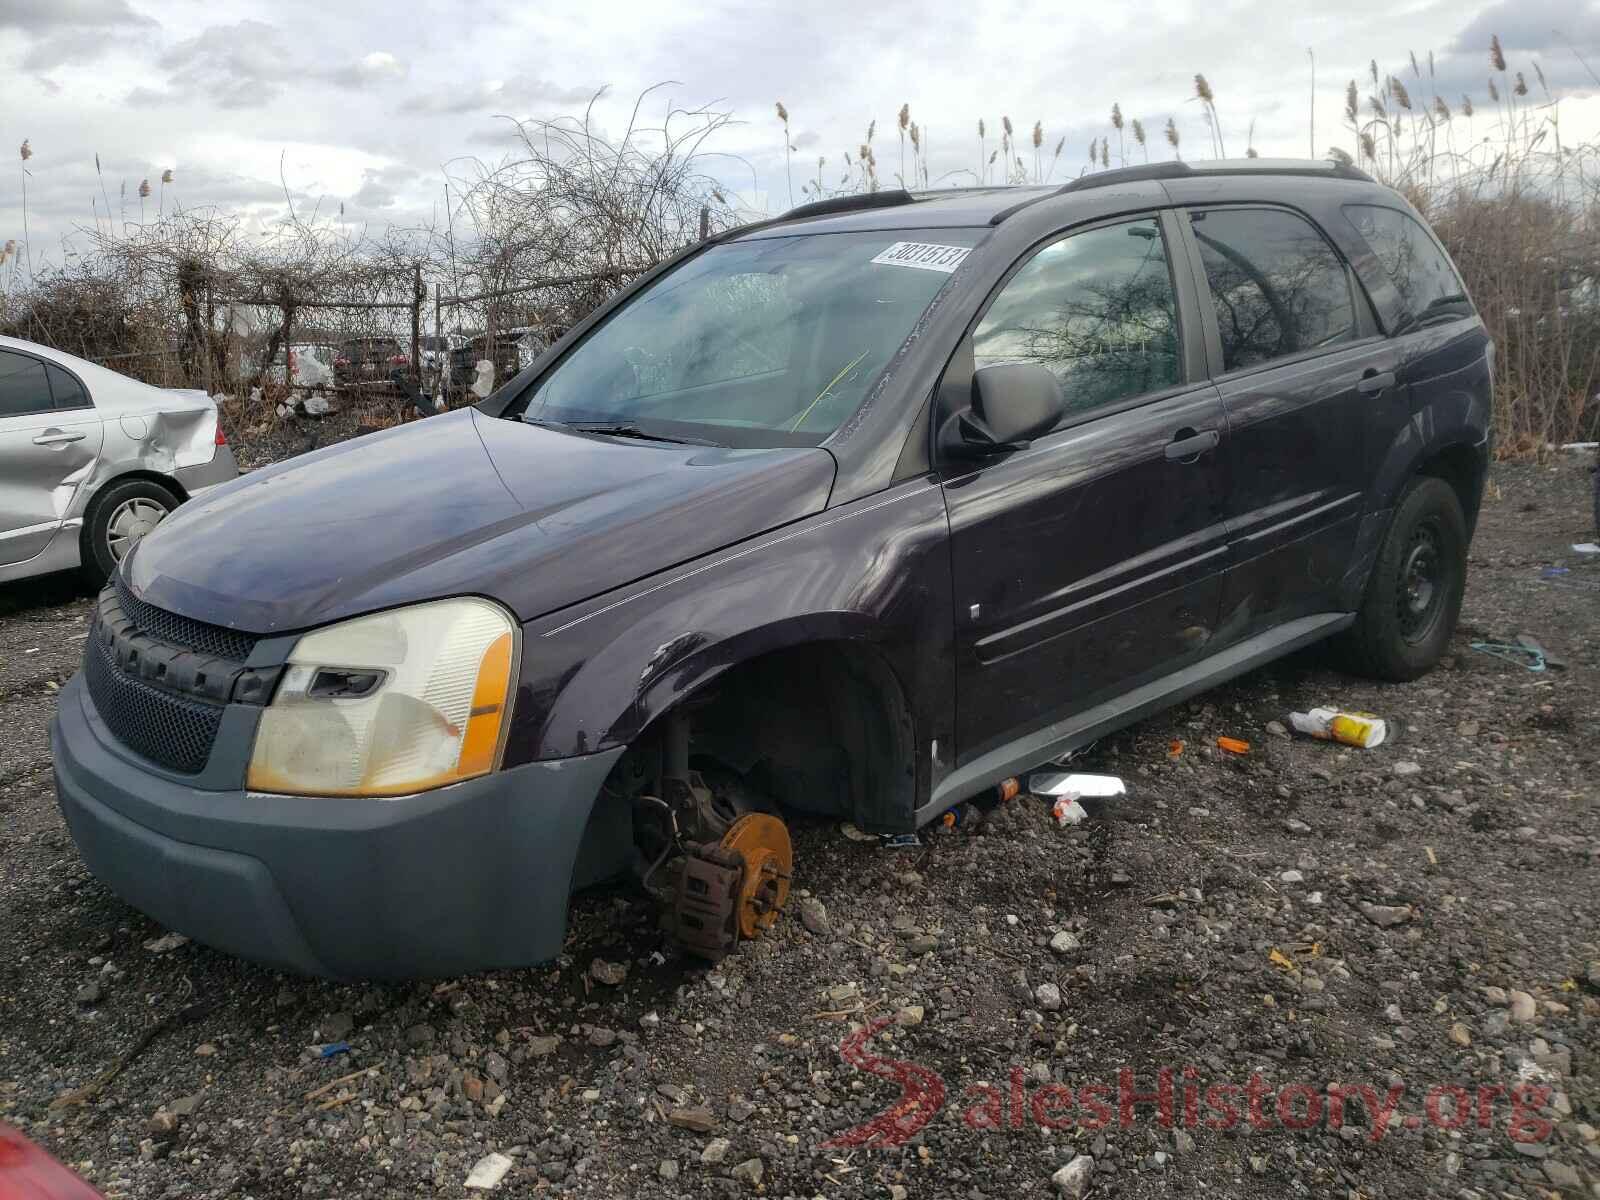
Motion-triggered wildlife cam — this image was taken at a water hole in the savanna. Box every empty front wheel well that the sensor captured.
[611,640,919,833]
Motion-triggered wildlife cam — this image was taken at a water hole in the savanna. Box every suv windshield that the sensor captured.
[514,229,980,447]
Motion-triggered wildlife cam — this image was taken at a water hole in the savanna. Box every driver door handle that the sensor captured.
[33,429,86,446]
[1164,428,1220,461]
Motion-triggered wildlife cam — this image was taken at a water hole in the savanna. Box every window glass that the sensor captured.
[1190,208,1357,372]
[972,217,1180,422]
[522,229,975,446]
[0,351,55,418]
[1343,204,1472,328]
[45,363,90,409]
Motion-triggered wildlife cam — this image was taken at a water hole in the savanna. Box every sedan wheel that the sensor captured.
[105,497,169,563]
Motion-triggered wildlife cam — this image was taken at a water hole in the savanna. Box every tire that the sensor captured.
[79,479,181,588]
[1337,475,1467,681]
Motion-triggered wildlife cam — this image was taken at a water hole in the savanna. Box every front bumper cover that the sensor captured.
[51,673,626,979]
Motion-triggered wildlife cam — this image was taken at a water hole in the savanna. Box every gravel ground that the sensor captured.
[1,454,1596,1200]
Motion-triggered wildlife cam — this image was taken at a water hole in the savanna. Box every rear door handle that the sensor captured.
[1357,370,1397,396]
[1164,428,1220,461]
[32,430,86,446]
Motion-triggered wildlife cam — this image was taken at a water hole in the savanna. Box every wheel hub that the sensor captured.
[1397,523,1443,642]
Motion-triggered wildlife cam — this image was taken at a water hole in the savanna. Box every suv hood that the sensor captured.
[127,409,836,634]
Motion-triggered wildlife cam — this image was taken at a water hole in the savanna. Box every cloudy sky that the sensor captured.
[3,0,1598,272]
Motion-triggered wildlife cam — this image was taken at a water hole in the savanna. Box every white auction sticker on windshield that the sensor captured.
[870,241,972,273]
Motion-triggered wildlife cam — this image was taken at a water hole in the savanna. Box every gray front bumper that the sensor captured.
[51,674,625,979]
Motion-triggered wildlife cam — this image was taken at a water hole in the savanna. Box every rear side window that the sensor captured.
[1344,204,1472,328]
[45,363,91,409]
[0,350,55,418]
[972,216,1181,423]
[1190,208,1357,373]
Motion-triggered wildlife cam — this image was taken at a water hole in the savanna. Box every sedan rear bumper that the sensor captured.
[51,674,626,979]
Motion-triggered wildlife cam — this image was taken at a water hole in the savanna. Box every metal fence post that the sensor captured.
[411,262,423,386]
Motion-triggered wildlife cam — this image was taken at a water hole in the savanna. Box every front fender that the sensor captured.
[502,478,956,802]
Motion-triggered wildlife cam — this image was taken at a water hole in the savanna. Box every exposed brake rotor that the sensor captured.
[720,813,793,940]
[665,812,793,960]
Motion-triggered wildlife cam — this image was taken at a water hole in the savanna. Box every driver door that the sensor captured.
[938,213,1230,765]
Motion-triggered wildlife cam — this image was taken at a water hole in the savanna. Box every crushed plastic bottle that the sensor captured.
[1052,797,1089,827]
[1288,707,1387,749]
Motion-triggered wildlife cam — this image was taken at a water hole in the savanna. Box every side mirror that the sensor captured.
[943,362,1065,457]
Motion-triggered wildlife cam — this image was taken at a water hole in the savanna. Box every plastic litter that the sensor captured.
[318,1041,351,1058]
[1027,772,1126,798]
[1052,797,1089,827]
[1216,736,1250,755]
[1515,633,1565,671]
[1573,542,1600,555]
[1289,708,1388,749]
[1167,739,1184,760]
[879,832,921,849]
[1469,641,1546,672]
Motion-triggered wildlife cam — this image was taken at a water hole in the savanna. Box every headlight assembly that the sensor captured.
[247,598,519,797]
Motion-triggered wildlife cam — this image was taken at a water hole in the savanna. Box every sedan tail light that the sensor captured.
[389,354,409,366]
[215,423,228,446]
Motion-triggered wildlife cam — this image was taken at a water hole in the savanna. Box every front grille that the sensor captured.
[83,622,224,774]
[114,576,257,663]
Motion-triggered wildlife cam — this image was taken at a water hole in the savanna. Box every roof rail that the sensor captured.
[1055,158,1374,197]
[781,189,916,222]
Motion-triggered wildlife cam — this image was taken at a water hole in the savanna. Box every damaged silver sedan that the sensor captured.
[0,335,238,586]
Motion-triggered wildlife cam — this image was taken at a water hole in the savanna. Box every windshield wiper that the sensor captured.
[568,422,725,447]
[519,414,570,430]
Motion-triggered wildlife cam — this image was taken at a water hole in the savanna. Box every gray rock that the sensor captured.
[587,1026,617,1048]
[75,980,103,1006]
[405,1023,436,1049]
[1035,982,1063,1011]
[799,897,831,936]
[146,1110,180,1139]
[727,1099,756,1123]
[905,933,939,954]
[1049,930,1080,955]
[589,958,627,986]
[1508,990,1537,1023]
[667,1106,718,1133]
[1173,1130,1195,1154]
[729,1158,764,1186]
[1361,903,1414,927]
[701,1138,731,1165]
[1284,819,1312,834]
[1279,869,1304,884]
[1392,760,1422,778]
[1541,1161,1581,1189]
[658,1159,679,1181]
[322,1012,354,1040]
[1052,1156,1094,1197]
[526,1035,560,1057]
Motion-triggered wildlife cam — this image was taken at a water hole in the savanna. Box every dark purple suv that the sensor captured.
[52,160,1490,977]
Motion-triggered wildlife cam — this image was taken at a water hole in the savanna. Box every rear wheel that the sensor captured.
[80,479,180,587]
[1337,475,1467,681]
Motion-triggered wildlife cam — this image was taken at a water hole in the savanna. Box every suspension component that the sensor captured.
[665,812,793,960]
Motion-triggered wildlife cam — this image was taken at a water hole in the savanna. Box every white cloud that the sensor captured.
[5,0,1599,270]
